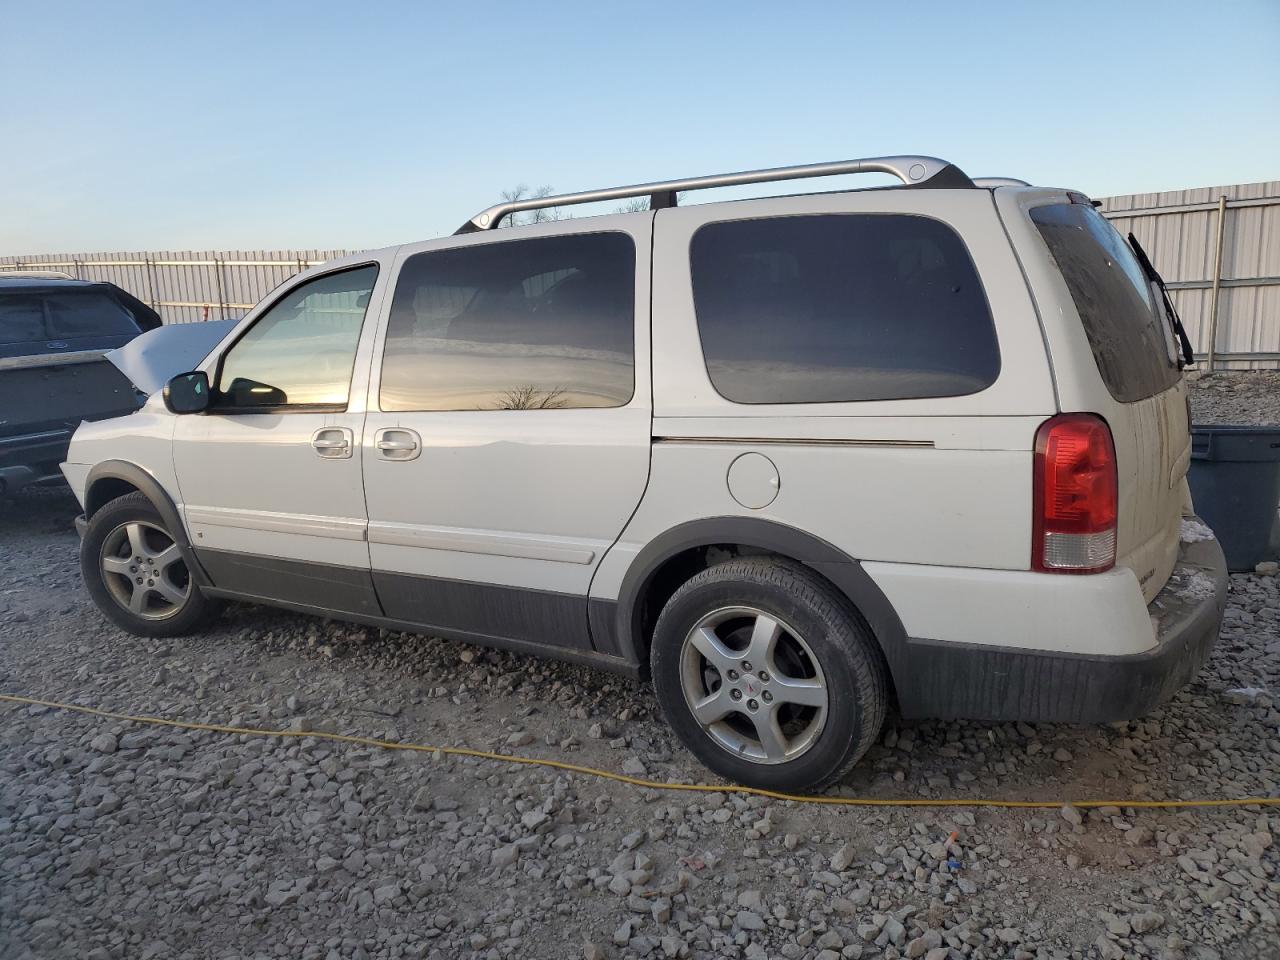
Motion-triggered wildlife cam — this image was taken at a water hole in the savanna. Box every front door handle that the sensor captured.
[374,427,421,462]
[311,427,353,459]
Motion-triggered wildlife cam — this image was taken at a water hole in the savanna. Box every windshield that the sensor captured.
[1030,202,1181,403]
[0,289,142,345]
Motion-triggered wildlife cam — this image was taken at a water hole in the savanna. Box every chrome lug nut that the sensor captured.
[758,670,770,682]
[730,688,743,701]
[726,669,739,681]
[741,661,752,671]
[746,698,759,711]
[762,691,773,703]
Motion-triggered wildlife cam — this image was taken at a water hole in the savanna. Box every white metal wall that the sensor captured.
[0,250,353,324]
[2,179,1277,367]
[1099,180,1280,369]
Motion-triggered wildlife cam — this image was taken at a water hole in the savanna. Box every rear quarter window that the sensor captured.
[1029,202,1180,403]
[689,213,1000,404]
[0,289,142,345]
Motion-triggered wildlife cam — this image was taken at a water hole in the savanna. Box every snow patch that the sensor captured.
[1168,570,1219,603]
[1180,518,1216,543]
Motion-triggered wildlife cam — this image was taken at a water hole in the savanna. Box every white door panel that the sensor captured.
[175,412,370,568]
[173,258,389,599]
[362,407,650,594]
[360,216,653,649]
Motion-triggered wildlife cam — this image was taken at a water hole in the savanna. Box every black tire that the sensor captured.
[651,557,888,792]
[81,491,221,638]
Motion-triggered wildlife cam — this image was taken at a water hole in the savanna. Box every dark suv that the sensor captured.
[0,277,160,495]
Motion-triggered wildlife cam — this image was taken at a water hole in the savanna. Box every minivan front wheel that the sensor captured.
[652,557,887,792]
[81,492,220,637]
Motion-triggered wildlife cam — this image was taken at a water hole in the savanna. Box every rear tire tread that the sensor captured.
[651,556,888,792]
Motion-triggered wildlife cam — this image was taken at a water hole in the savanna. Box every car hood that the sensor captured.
[103,320,237,395]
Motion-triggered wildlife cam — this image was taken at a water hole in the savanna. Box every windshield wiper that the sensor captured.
[1128,232,1194,368]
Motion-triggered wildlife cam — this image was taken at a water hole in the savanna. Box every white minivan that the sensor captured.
[63,156,1227,791]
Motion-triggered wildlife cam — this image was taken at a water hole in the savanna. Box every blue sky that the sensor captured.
[2,0,1277,254]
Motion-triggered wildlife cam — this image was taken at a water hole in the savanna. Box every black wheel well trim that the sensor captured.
[83,460,211,587]
[611,516,908,691]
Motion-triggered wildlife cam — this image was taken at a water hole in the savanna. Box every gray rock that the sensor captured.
[1131,911,1165,934]
[491,844,519,868]
[621,756,647,777]
[613,919,633,946]
[89,732,117,754]
[830,842,856,871]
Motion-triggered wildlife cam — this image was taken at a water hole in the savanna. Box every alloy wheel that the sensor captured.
[678,605,828,764]
[99,521,191,620]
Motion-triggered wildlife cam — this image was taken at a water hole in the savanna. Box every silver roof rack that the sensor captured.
[457,155,974,233]
[972,177,1031,188]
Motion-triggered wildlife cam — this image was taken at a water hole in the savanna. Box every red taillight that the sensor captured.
[1032,413,1117,574]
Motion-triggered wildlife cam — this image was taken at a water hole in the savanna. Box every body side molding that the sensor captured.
[197,585,637,678]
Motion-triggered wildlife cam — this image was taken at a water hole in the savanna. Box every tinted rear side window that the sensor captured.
[689,214,1000,404]
[0,289,140,344]
[0,296,48,344]
[1030,202,1179,403]
[381,233,635,411]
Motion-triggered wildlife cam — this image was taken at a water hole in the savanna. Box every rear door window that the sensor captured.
[0,289,142,344]
[0,297,47,344]
[44,291,141,339]
[380,232,635,411]
[689,214,1000,404]
[1030,202,1180,402]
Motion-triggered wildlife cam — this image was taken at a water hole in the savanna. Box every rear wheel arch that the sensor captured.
[613,517,908,691]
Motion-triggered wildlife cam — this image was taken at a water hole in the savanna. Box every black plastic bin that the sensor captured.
[1187,425,1280,572]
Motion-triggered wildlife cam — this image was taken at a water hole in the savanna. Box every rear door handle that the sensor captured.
[311,427,353,459]
[374,427,421,461]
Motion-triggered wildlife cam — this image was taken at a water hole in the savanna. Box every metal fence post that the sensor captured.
[145,258,160,318]
[213,257,227,322]
[1206,195,1228,372]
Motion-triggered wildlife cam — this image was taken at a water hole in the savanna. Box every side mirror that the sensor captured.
[163,371,211,414]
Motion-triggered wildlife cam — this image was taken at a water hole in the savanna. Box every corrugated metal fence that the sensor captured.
[2,179,1277,367]
[1100,180,1280,370]
[0,250,353,325]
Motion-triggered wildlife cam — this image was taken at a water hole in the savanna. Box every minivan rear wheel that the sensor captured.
[651,557,887,792]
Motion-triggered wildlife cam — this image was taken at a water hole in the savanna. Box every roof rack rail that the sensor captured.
[972,177,1031,188]
[456,155,974,233]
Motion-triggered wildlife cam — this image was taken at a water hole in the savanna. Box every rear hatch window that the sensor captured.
[1030,202,1180,403]
[0,289,142,347]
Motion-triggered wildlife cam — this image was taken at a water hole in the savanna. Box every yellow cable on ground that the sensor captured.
[3,692,1277,811]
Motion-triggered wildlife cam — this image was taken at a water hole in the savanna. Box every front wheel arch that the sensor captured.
[83,461,210,588]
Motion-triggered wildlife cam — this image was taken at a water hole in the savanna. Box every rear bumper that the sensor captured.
[893,528,1228,723]
[0,429,73,493]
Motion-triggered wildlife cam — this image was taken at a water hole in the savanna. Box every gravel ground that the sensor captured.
[2,484,1279,960]
[1189,372,1280,426]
